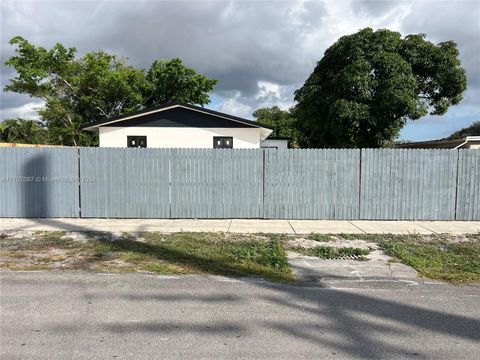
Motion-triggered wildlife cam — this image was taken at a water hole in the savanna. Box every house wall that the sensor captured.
[467,143,480,149]
[260,139,289,149]
[99,126,263,148]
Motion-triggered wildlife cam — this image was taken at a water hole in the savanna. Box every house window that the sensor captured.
[213,136,233,149]
[127,136,147,148]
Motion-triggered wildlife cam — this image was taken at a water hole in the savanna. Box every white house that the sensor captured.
[259,137,290,149]
[81,102,282,149]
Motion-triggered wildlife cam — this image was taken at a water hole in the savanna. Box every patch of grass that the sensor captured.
[7,230,477,283]
[466,232,480,241]
[92,266,137,273]
[0,262,50,271]
[139,232,293,282]
[0,231,294,282]
[338,233,424,242]
[1,231,70,251]
[377,235,480,283]
[337,233,364,240]
[142,262,184,274]
[308,233,333,242]
[296,245,370,260]
[3,250,29,258]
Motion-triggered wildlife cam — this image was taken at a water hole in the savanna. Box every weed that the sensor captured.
[308,233,333,242]
[377,236,480,283]
[338,233,423,242]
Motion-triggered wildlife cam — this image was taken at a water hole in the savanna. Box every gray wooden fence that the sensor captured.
[169,149,263,218]
[360,149,458,220]
[0,147,478,220]
[79,148,170,218]
[456,150,480,221]
[264,149,360,219]
[0,147,79,217]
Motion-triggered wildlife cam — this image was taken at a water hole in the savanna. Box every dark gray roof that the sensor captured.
[394,139,466,149]
[80,102,274,131]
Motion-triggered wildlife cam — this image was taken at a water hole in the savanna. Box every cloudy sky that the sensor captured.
[1,0,479,141]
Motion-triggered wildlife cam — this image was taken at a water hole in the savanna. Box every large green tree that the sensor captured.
[4,37,218,146]
[294,28,467,148]
[445,121,480,140]
[252,106,299,147]
[143,58,218,107]
[0,118,47,144]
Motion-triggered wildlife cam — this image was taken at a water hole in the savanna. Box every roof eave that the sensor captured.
[80,102,274,131]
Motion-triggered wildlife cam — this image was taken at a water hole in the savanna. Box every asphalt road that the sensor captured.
[1,271,480,360]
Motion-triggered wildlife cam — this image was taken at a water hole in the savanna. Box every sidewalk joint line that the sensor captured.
[348,221,367,234]
[414,222,439,235]
[287,220,297,234]
[227,219,232,233]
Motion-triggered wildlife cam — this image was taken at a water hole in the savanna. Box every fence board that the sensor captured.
[79,147,170,218]
[360,149,458,220]
[170,148,263,218]
[263,149,360,219]
[456,150,480,220]
[0,147,79,217]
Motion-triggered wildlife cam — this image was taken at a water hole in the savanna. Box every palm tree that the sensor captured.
[0,118,48,144]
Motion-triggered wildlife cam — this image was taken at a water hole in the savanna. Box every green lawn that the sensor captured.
[0,231,294,282]
[375,233,480,284]
[304,232,480,283]
[1,231,479,284]
[308,233,334,242]
[334,233,480,284]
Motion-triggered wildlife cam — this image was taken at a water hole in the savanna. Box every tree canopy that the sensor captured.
[143,58,218,108]
[294,28,467,148]
[445,121,480,140]
[252,106,299,147]
[0,118,47,144]
[4,36,218,146]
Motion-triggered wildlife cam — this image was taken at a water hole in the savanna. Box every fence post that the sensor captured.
[262,149,266,219]
[454,149,460,220]
[77,147,81,218]
[358,148,363,220]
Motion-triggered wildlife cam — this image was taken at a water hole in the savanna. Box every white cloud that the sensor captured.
[216,81,295,119]
[254,81,294,111]
[0,101,44,121]
[216,96,253,119]
[256,81,281,101]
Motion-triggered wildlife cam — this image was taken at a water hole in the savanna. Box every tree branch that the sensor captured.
[65,114,77,147]
[96,106,108,117]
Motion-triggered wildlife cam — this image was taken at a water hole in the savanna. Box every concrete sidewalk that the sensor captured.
[1,218,479,234]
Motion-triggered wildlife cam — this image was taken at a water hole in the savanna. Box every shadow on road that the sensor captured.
[10,217,480,359]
